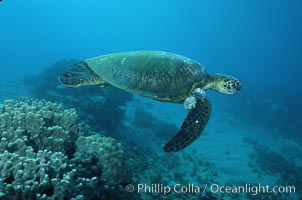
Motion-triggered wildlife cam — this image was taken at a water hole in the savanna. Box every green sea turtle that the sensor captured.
[59,51,241,152]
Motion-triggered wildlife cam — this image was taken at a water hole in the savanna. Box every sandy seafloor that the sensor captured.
[0,80,301,200]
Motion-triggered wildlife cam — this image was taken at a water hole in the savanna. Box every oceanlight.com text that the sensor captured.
[125,183,296,196]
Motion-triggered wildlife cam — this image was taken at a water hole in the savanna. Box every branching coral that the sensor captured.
[0,98,85,155]
[0,98,130,199]
[76,135,129,185]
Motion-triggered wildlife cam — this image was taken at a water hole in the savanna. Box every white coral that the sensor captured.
[0,98,85,154]
[76,135,129,184]
[0,98,129,199]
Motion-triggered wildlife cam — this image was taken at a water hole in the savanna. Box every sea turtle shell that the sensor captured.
[84,51,207,102]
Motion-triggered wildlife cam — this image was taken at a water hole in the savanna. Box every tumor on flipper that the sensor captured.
[164,98,211,152]
[183,88,206,110]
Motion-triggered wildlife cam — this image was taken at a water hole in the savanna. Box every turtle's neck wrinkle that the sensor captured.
[203,74,219,91]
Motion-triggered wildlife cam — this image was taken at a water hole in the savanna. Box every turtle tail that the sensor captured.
[164,98,211,152]
[58,61,101,87]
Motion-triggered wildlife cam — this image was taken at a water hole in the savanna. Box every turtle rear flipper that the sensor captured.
[58,61,104,87]
[164,98,211,152]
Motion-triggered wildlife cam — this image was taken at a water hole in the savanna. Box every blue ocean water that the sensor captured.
[0,0,302,199]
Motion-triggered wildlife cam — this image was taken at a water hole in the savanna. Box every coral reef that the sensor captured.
[0,98,130,199]
[76,135,129,185]
[0,149,100,200]
[0,98,85,156]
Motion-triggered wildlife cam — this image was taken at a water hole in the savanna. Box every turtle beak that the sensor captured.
[234,80,242,92]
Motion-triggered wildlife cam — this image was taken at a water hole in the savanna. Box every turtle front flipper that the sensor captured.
[58,62,106,87]
[164,98,211,152]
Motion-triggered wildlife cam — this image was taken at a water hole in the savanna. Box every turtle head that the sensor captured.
[206,73,242,94]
